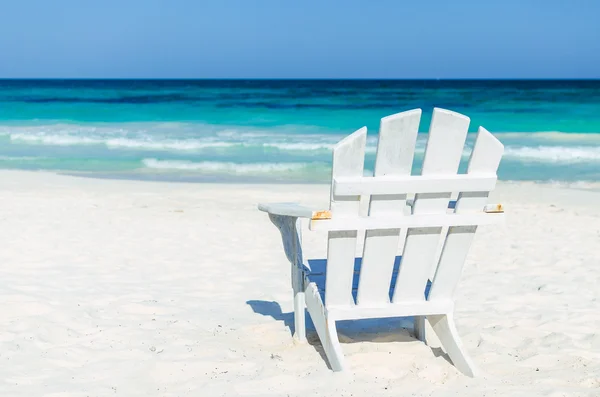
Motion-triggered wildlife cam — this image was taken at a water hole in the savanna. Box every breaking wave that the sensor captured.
[141,158,320,174]
[504,146,600,162]
[2,122,600,182]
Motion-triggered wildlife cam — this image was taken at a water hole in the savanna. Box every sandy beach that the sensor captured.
[0,170,599,396]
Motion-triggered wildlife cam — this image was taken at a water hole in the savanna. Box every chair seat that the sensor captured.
[304,256,431,306]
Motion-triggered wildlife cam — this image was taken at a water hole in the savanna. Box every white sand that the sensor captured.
[0,170,599,396]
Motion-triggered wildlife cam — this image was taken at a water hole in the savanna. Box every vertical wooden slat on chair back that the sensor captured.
[428,127,503,300]
[325,127,366,307]
[392,108,471,303]
[356,110,420,305]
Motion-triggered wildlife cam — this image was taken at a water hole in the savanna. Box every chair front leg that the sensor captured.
[268,214,306,342]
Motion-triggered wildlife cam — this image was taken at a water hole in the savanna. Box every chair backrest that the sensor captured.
[314,108,504,309]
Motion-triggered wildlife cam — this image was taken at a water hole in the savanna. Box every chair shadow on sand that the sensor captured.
[246,299,452,369]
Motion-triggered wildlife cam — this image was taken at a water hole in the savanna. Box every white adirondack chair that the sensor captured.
[258,108,504,376]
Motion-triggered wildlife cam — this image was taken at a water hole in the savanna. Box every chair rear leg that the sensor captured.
[428,313,479,377]
[414,315,426,342]
[293,290,306,342]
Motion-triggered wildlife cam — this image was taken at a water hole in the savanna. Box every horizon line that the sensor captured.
[1,77,599,81]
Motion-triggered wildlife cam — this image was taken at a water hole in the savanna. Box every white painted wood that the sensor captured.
[414,316,426,342]
[429,127,504,301]
[292,217,306,342]
[333,174,496,196]
[358,109,420,305]
[305,282,346,370]
[406,199,456,209]
[328,299,454,321]
[325,127,367,307]
[294,291,306,342]
[393,108,470,305]
[428,313,479,377]
[306,257,401,305]
[266,214,307,342]
[258,202,330,219]
[310,212,504,232]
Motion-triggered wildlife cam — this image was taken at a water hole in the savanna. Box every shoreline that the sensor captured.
[3,168,600,192]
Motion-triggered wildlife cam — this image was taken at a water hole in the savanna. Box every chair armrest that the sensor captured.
[259,202,310,293]
[258,202,331,220]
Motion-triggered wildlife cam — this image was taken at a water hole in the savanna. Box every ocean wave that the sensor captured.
[0,121,339,139]
[141,159,320,174]
[105,138,237,150]
[1,123,403,155]
[9,133,103,146]
[4,123,600,165]
[262,142,336,151]
[0,155,45,161]
[13,130,600,164]
[497,132,600,142]
[3,127,352,153]
[0,123,134,136]
[504,146,600,162]
[1,122,349,153]
[7,133,342,152]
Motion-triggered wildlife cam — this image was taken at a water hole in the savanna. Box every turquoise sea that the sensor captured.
[1,79,600,183]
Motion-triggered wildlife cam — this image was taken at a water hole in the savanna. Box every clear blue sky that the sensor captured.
[0,0,598,78]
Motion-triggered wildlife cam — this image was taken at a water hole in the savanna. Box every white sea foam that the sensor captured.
[504,146,600,162]
[9,133,104,146]
[262,142,336,151]
[10,130,600,165]
[4,123,600,166]
[0,155,45,161]
[8,134,346,152]
[6,130,368,153]
[497,132,600,142]
[141,158,316,174]
[105,138,237,150]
